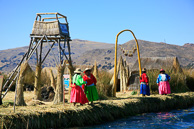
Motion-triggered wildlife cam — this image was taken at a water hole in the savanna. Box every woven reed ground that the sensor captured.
[0,91,194,128]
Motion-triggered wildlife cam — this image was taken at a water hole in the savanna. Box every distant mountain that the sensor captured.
[0,39,114,73]
[75,40,194,70]
[186,62,194,69]
[0,39,193,73]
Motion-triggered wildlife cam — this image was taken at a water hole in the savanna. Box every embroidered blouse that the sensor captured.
[156,73,170,84]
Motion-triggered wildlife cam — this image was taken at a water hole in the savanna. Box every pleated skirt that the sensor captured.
[158,81,171,95]
[140,84,150,96]
[85,86,99,101]
[70,86,89,104]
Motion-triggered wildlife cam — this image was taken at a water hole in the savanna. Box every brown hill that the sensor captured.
[75,40,194,70]
[0,39,193,73]
[0,39,114,73]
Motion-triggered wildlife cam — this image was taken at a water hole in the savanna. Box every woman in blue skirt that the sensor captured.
[140,68,150,96]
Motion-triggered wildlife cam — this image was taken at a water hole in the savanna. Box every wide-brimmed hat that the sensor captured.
[84,68,91,73]
[160,69,165,73]
[74,68,82,74]
[142,68,146,72]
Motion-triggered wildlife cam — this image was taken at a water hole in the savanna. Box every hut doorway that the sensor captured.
[128,71,139,91]
[116,79,121,92]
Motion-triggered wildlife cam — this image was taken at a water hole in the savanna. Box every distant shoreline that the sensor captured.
[1,92,194,128]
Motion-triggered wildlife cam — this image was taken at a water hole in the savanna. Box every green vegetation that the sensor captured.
[147,68,194,94]
[95,68,194,97]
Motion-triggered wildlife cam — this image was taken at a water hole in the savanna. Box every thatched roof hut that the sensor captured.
[110,57,183,91]
[128,57,183,90]
[131,57,182,73]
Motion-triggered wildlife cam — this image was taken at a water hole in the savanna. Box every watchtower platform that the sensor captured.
[30,12,70,40]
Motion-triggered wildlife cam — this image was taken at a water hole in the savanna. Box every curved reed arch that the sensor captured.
[113,29,142,96]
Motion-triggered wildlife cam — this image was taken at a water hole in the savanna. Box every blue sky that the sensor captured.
[0,0,194,50]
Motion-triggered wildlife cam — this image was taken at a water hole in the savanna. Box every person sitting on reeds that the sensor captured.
[70,68,89,106]
[83,68,99,105]
[157,69,171,95]
[139,68,150,96]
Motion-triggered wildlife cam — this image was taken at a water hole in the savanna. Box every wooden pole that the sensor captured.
[67,39,72,65]
[111,56,121,96]
[36,41,39,64]
[14,75,19,112]
[0,75,3,105]
[58,39,62,64]
[123,67,127,92]
[39,41,43,63]
[41,42,55,64]
[120,63,123,92]
[26,38,33,60]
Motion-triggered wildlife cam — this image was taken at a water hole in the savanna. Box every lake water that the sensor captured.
[78,106,194,129]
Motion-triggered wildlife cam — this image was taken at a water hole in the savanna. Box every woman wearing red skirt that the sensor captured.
[70,68,89,106]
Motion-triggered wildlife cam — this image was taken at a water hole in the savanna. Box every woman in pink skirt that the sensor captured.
[70,68,89,106]
[157,69,171,95]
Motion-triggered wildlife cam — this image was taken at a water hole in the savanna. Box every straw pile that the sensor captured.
[67,64,75,100]
[49,69,56,90]
[16,62,30,106]
[34,64,42,100]
[93,60,99,79]
[53,63,66,104]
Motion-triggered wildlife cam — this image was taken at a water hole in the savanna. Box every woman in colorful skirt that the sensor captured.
[157,69,171,95]
[70,68,89,106]
[83,68,99,105]
[140,68,150,96]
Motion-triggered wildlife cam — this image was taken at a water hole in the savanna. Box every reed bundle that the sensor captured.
[1,92,194,129]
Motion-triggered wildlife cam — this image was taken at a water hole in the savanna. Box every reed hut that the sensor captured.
[110,56,129,93]
[128,57,183,90]
[110,56,183,92]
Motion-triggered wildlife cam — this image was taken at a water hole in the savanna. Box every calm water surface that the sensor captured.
[77,106,194,129]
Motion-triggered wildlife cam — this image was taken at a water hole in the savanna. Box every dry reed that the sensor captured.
[1,92,194,129]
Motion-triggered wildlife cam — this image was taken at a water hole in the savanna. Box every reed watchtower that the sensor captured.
[28,12,72,64]
[1,13,73,102]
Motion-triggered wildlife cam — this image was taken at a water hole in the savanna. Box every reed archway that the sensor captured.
[113,29,142,97]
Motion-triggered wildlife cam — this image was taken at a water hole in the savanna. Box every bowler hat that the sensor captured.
[160,69,165,73]
[74,68,82,74]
